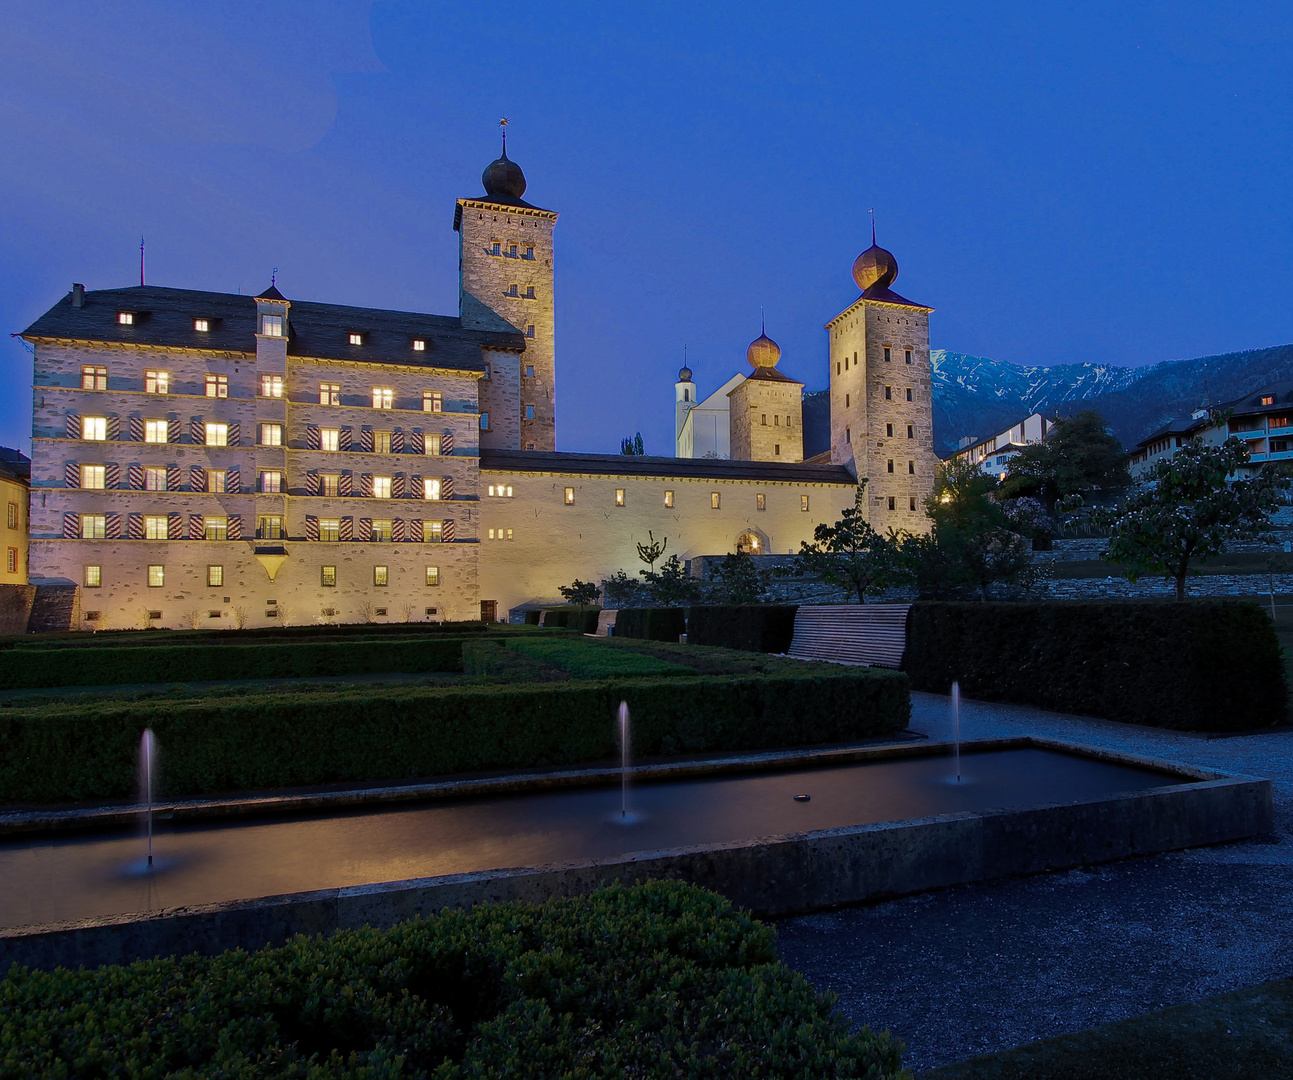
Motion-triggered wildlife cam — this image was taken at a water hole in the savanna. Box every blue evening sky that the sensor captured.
[2,1,1290,456]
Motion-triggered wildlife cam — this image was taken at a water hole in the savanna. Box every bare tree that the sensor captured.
[230,606,249,630]
[180,608,203,631]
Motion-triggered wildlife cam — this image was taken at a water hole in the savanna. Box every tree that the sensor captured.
[636,530,668,573]
[796,483,905,602]
[599,570,644,608]
[641,554,700,606]
[710,550,771,603]
[620,432,645,456]
[1000,410,1131,509]
[1095,436,1287,601]
[558,578,600,611]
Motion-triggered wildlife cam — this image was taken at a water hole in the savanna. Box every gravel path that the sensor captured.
[775,692,1293,1073]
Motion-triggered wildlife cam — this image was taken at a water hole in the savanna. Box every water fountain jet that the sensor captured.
[140,728,156,867]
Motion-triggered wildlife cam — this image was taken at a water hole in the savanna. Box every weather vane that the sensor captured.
[499,116,509,153]
[271,267,278,287]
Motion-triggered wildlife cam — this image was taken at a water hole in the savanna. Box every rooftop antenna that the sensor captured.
[499,116,509,156]
[140,236,145,286]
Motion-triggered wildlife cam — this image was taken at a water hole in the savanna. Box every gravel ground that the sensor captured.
[775,691,1293,1073]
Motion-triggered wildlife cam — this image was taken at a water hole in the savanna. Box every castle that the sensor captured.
[20,140,936,628]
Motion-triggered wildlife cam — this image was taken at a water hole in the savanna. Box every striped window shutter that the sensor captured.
[227,515,242,540]
[106,416,121,441]
[64,462,80,488]
[307,425,320,450]
[168,512,183,540]
[410,430,424,454]
[127,513,144,539]
[340,472,353,497]
[127,464,144,490]
[65,414,80,440]
[226,466,240,493]
[441,476,455,500]
[441,518,455,543]
[105,463,120,490]
[189,466,205,490]
[305,515,319,541]
[190,418,204,444]
[227,422,240,447]
[166,464,181,491]
[409,519,424,542]
[391,429,404,453]
[360,473,373,497]
[392,518,406,542]
[340,516,353,541]
[358,517,373,541]
[63,513,79,538]
[306,471,320,495]
[360,427,374,453]
[392,473,405,498]
[105,512,122,539]
[188,514,204,539]
[339,427,352,451]
[129,415,144,442]
[411,475,423,499]
[441,432,454,455]
[168,418,181,443]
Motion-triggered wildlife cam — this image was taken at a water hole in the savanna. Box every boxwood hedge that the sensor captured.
[688,605,799,653]
[614,607,687,641]
[0,667,910,802]
[0,881,906,1079]
[903,599,1286,731]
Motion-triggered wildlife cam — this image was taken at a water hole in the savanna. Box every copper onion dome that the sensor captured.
[678,365,693,382]
[746,330,782,369]
[853,242,898,291]
[482,143,526,199]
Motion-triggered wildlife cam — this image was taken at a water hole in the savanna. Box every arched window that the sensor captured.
[736,532,762,554]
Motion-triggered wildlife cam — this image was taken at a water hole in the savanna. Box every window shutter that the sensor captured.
[64,462,79,488]
[410,430,424,454]
[408,519,424,542]
[339,472,353,497]
[360,427,374,453]
[339,427,352,451]
[188,514,204,539]
[392,518,406,542]
[441,476,455,500]
[392,473,406,498]
[306,471,320,495]
[168,418,181,443]
[227,422,240,447]
[105,463,120,489]
[340,516,353,541]
[189,466,205,490]
[305,515,319,541]
[105,512,122,539]
[358,517,372,541]
[391,429,404,453]
[106,416,121,440]
[63,513,79,538]
[129,415,144,442]
[307,425,320,450]
[167,464,181,491]
[127,513,144,539]
[65,414,80,440]
[226,514,241,540]
[441,518,455,542]
[226,466,240,493]
[411,475,423,499]
[361,473,373,498]
[168,512,183,540]
[441,432,454,455]
[127,464,144,490]
[190,418,204,444]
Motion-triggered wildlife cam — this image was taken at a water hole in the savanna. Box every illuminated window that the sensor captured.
[207,565,224,587]
[144,420,168,444]
[320,427,340,452]
[207,470,227,493]
[373,565,389,587]
[80,464,105,490]
[319,519,340,542]
[373,431,392,454]
[413,339,426,351]
[425,566,440,586]
[319,473,340,496]
[257,516,283,540]
[487,528,515,540]
[423,433,442,456]
[757,493,766,511]
[664,490,674,508]
[801,495,810,511]
[321,565,337,586]
[206,374,228,398]
[194,318,209,332]
[205,422,228,447]
[372,476,392,499]
[144,467,166,492]
[424,391,442,413]
[710,492,720,509]
[480,412,490,430]
[260,314,283,337]
[147,565,165,587]
[81,416,107,441]
[318,382,341,406]
[425,520,444,542]
[5,549,13,574]
[117,312,134,326]
[204,517,228,540]
[84,565,101,587]
[260,470,283,494]
[349,332,364,346]
[371,519,392,542]
[6,503,15,529]
[423,478,442,500]
[564,487,575,504]
[259,423,283,446]
[372,387,394,409]
[81,515,106,539]
[145,515,168,540]
[260,375,283,398]
[615,489,625,507]
[487,485,514,497]
[145,370,169,394]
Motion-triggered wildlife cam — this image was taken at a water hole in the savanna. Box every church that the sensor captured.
[20,139,937,628]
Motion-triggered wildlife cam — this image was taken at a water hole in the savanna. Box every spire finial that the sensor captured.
[499,116,509,157]
[760,305,765,336]
[140,236,145,286]
[869,208,876,246]
[271,266,278,287]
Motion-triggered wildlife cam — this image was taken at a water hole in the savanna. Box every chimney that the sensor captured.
[71,283,84,308]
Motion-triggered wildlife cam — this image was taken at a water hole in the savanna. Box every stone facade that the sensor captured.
[728,374,804,463]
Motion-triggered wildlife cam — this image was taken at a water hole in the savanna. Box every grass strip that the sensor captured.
[508,636,693,678]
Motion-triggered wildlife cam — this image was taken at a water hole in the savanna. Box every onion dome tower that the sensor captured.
[727,315,803,463]
[852,221,899,293]
[746,317,782,371]
[481,136,527,199]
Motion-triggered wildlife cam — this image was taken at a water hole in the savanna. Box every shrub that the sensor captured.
[0,667,910,802]
[508,637,692,678]
[688,605,799,653]
[0,637,466,691]
[0,881,906,1079]
[461,639,566,681]
[902,599,1286,731]
[540,606,602,634]
[615,607,687,642]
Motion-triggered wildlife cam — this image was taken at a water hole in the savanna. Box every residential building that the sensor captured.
[951,413,1055,477]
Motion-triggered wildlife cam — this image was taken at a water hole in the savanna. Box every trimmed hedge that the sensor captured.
[508,637,692,678]
[540,606,602,634]
[614,607,687,641]
[0,668,910,802]
[0,637,466,691]
[689,605,799,653]
[0,881,905,1079]
[903,599,1287,732]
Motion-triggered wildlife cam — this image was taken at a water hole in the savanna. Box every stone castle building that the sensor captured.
[20,140,934,628]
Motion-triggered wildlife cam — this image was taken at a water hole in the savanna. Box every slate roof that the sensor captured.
[1228,381,1293,417]
[479,449,856,484]
[860,283,933,309]
[21,285,525,373]
[1134,416,1210,449]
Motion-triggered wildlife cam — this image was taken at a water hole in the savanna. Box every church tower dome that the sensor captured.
[746,322,782,369]
[852,222,898,292]
[482,129,527,198]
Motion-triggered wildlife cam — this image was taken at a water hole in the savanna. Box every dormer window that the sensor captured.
[194,318,209,332]
[348,332,364,346]
[117,311,134,325]
[260,314,283,337]
[412,339,426,351]
[1261,395,1275,406]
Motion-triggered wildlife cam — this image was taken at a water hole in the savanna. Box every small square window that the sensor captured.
[757,493,766,510]
[207,470,227,494]
[423,433,442,456]
[260,374,283,398]
[117,312,134,326]
[664,490,674,508]
[145,515,168,540]
[257,516,283,540]
[423,478,442,500]
[711,492,721,510]
[425,520,444,542]
[425,566,440,586]
[371,519,392,542]
[424,391,443,413]
[349,332,364,346]
[80,464,105,490]
[260,314,283,337]
[261,470,283,494]
[145,419,167,444]
[259,423,283,446]
[564,487,575,504]
[81,416,107,441]
[204,517,228,540]
[413,338,426,351]
[84,565,101,588]
[372,387,394,409]
[374,565,389,586]
[207,565,223,587]
[194,318,209,332]
[801,495,810,512]
[205,422,228,447]
[615,488,626,507]
[80,514,106,539]
[144,467,166,492]
[320,382,341,405]
[206,374,228,398]
[144,370,169,394]
[373,476,392,499]
[320,428,340,452]
[322,565,337,587]
[319,519,340,542]
[148,565,165,587]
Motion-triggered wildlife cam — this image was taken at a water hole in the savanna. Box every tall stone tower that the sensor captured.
[455,131,558,451]
[827,232,936,531]
[728,325,804,462]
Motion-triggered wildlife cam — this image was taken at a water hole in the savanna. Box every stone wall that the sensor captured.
[0,584,36,633]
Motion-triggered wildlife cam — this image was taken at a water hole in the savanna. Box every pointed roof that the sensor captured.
[255,284,288,303]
